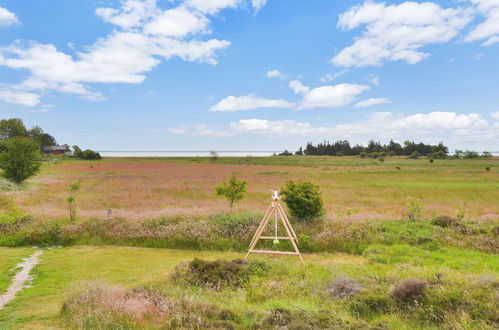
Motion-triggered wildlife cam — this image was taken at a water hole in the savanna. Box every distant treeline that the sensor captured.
[297,140,448,156]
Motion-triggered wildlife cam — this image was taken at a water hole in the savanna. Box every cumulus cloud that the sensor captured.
[355,97,392,108]
[252,0,268,12]
[465,0,499,46]
[0,0,252,106]
[332,1,473,67]
[289,80,369,110]
[491,111,499,120]
[0,6,19,26]
[210,94,295,111]
[0,88,40,107]
[266,69,284,79]
[170,112,497,148]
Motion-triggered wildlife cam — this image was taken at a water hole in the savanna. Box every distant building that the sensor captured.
[43,145,70,155]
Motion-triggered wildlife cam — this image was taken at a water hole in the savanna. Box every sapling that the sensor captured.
[215,174,247,208]
[67,181,81,222]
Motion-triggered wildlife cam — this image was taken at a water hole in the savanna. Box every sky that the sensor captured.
[0,0,498,152]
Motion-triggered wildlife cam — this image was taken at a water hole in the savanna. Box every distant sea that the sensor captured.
[99,151,278,157]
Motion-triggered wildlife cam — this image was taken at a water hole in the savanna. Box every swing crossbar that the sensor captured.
[259,236,294,240]
[248,249,300,256]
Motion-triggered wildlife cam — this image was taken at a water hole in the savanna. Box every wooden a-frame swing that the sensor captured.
[245,190,303,263]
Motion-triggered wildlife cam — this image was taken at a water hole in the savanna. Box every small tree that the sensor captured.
[210,151,219,162]
[0,137,42,184]
[67,181,81,222]
[407,198,422,221]
[215,174,247,208]
[408,151,420,159]
[280,180,325,221]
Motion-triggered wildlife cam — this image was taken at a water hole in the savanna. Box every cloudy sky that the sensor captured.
[0,0,498,152]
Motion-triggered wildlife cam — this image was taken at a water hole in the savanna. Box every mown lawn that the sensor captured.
[0,245,497,329]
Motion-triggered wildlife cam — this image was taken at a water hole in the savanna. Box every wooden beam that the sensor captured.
[248,250,300,256]
[258,236,294,240]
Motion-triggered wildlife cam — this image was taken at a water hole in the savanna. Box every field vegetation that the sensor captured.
[1,156,498,328]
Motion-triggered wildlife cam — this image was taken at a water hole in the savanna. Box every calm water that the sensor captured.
[99,151,278,157]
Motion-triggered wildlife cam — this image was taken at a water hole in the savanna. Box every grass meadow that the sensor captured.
[0,156,498,329]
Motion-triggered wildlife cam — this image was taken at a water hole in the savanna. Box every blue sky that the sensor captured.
[0,0,498,152]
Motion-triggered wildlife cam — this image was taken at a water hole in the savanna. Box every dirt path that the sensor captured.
[0,250,42,310]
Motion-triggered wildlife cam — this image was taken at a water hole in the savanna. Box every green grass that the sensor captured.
[0,245,497,329]
[0,247,34,293]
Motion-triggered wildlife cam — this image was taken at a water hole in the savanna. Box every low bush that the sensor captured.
[432,215,458,228]
[328,277,363,299]
[172,258,252,290]
[61,281,239,329]
[391,279,427,303]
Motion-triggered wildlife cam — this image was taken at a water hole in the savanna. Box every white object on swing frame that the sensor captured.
[245,190,303,263]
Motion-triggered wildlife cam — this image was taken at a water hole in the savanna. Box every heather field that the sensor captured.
[1,156,498,329]
[4,156,499,220]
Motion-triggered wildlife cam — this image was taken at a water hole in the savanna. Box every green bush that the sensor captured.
[408,151,421,159]
[280,180,325,221]
[0,137,42,184]
[173,258,252,290]
[407,198,422,221]
[432,215,458,228]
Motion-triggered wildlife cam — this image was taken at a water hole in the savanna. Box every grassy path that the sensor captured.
[0,248,34,294]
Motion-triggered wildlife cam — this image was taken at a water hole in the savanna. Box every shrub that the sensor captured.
[485,166,491,172]
[214,174,247,208]
[391,279,427,303]
[280,180,325,221]
[408,151,421,159]
[173,258,251,290]
[0,137,42,184]
[328,277,363,299]
[359,151,367,159]
[432,215,458,228]
[407,198,422,221]
[0,208,32,232]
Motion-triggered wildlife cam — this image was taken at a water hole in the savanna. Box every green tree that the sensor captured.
[280,180,325,221]
[0,118,28,140]
[215,174,247,208]
[28,126,57,150]
[0,137,42,184]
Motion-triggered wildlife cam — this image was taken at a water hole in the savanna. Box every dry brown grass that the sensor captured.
[5,157,499,221]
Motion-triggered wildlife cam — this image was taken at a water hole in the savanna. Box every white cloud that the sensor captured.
[266,69,284,79]
[333,1,473,67]
[288,80,310,95]
[168,126,188,134]
[0,0,249,106]
[465,0,499,46]
[368,76,380,86]
[210,94,295,111]
[0,6,19,26]
[166,112,496,145]
[252,0,268,12]
[491,111,499,120]
[320,70,347,82]
[355,98,392,107]
[289,80,369,110]
[0,88,40,107]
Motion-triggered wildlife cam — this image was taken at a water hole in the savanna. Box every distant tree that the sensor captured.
[210,151,219,162]
[72,145,101,160]
[0,118,28,140]
[28,126,57,150]
[215,174,247,208]
[295,147,304,155]
[359,151,367,159]
[0,137,42,184]
[408,151,421,159]
[482,151,493,158]
[279,150,292,156]
[280,180,324,221]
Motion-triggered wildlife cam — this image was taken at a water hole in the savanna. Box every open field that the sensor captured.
[0,245,497,329]
[1,156,498,328]
[3,156,499,221]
